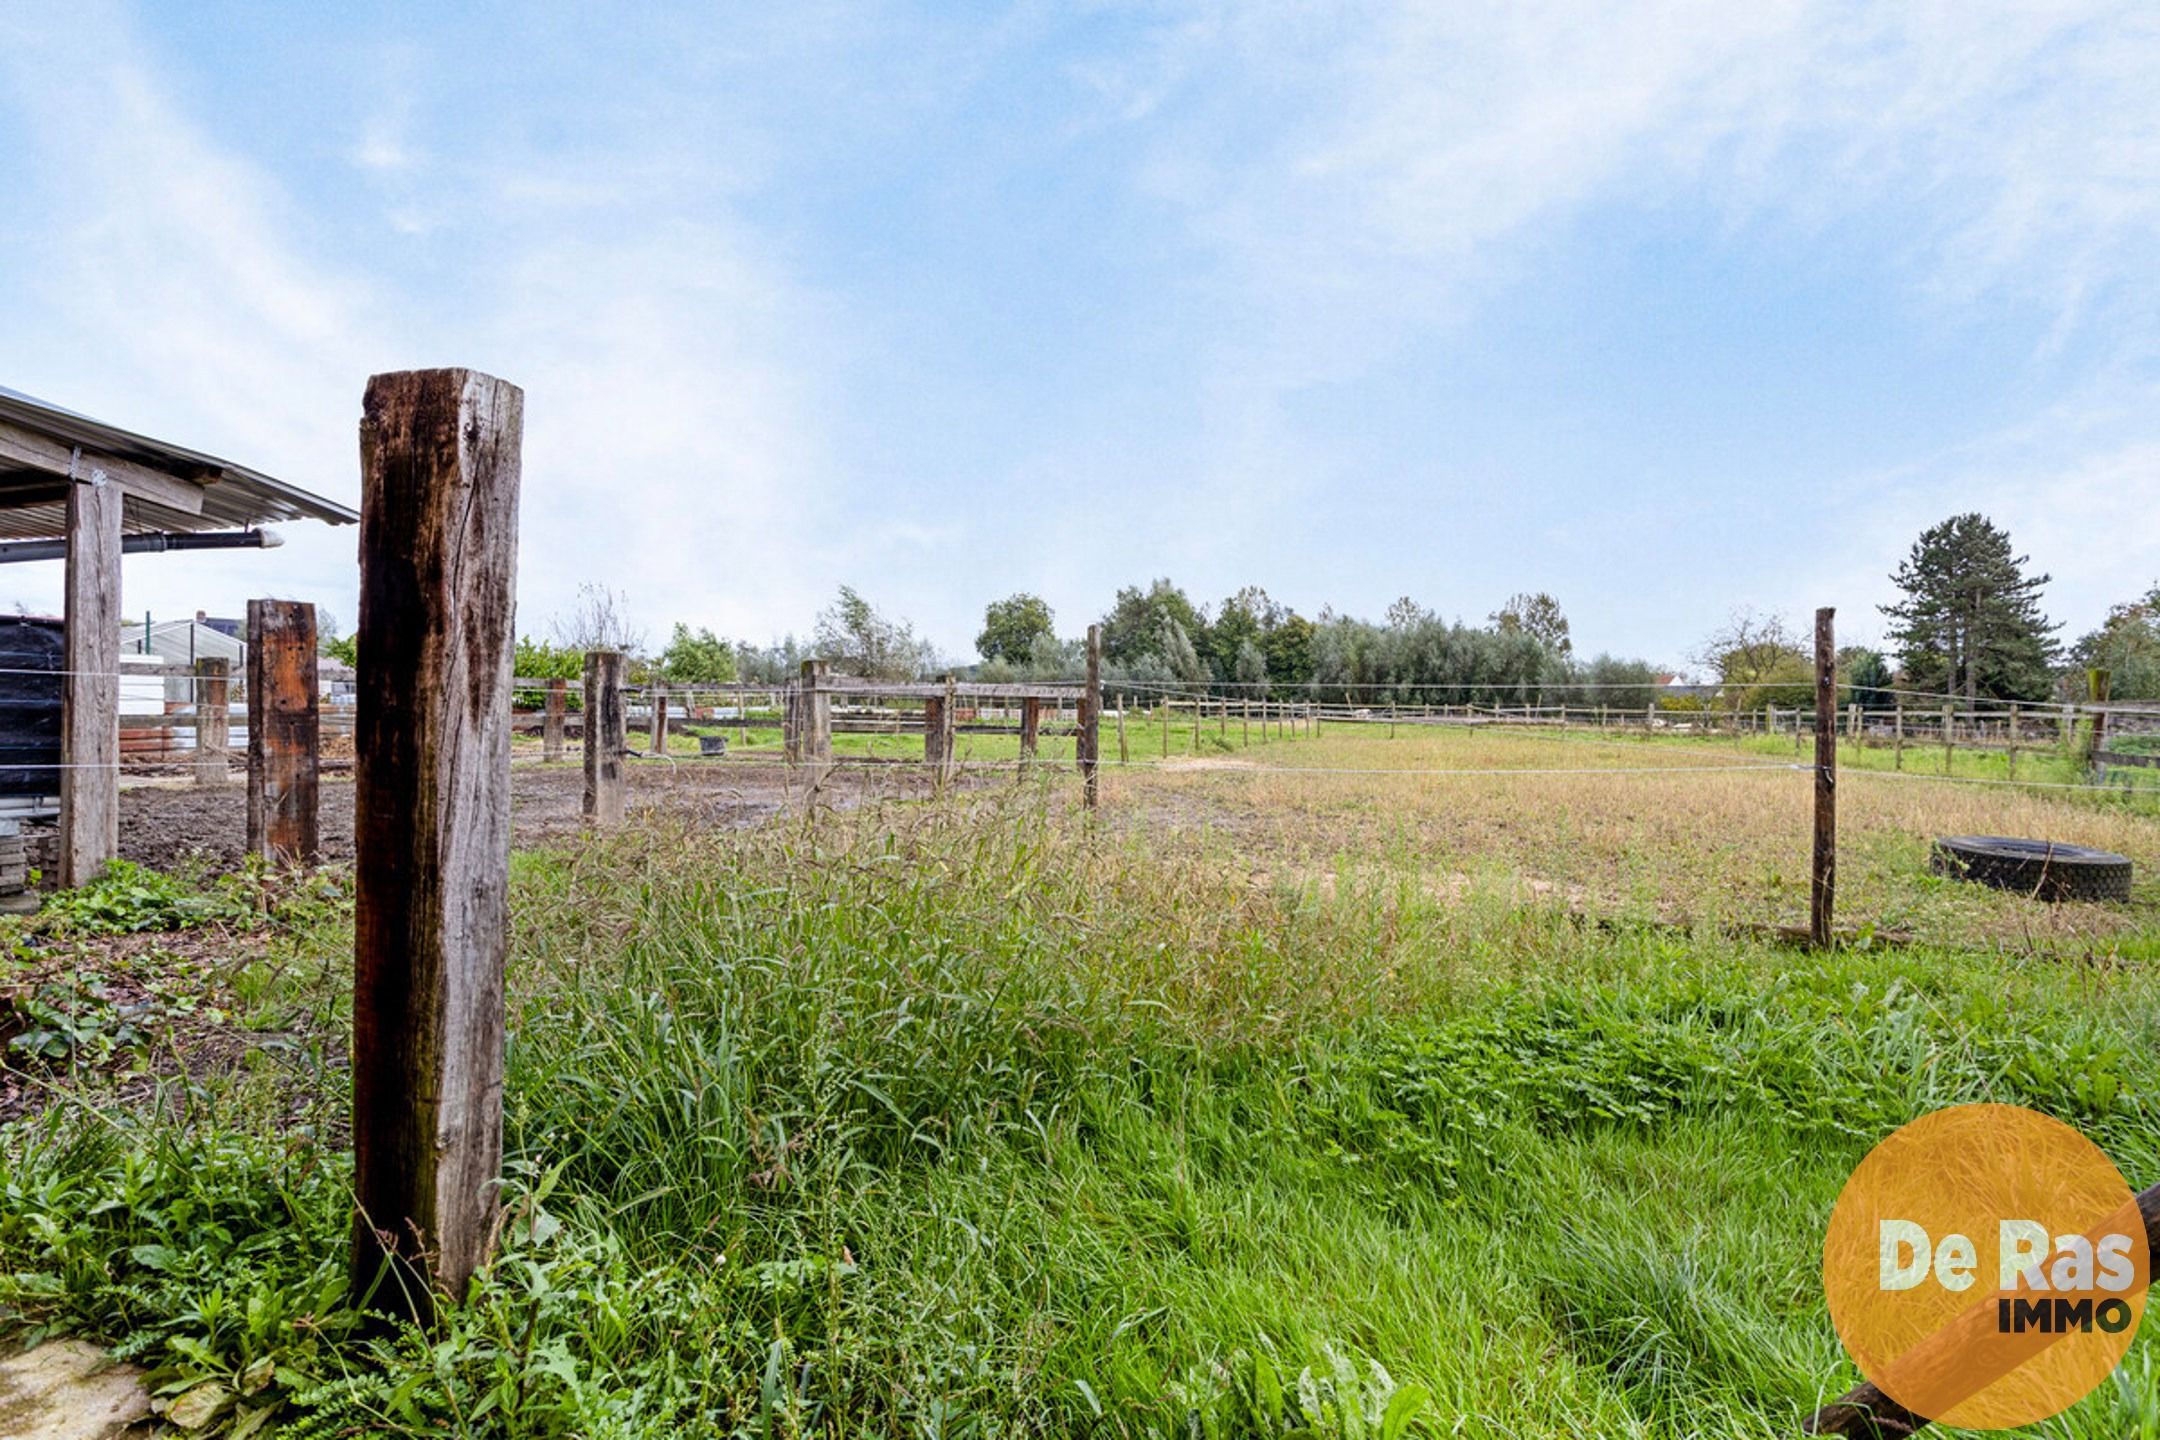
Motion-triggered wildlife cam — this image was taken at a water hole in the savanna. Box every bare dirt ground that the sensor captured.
[116,759,955,873]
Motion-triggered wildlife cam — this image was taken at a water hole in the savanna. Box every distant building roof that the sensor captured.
[0,384,359,541]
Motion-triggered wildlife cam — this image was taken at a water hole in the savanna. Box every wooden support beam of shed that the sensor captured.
[58,475,122,888]
[0,419,208,517]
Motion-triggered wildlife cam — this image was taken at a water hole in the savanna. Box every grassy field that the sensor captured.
[4,723,2159,1437]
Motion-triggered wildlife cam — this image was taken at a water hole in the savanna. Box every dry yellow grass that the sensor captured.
[1096,723,2160,950]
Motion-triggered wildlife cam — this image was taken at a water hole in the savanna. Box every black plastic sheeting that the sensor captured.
[0,617,63,799]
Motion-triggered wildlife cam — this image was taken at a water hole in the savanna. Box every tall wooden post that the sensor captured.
[246,599,320,865]
[1893,704,1904,770]
[937,674,957,785]
[801,659,831,798]
[1115,698,1128,764]
[782,679,802,763]
[583,650,626,825]
[542,678,566,762]
[2006,702,2020,779]
[58,472,122,888]
[649,681,669,757]
[1160,701,1170,758]
[1810,607,1836,951]
[193,657,231,785]
[2088,668,2112,765]
[922,692,947,774]
[1079,625,1101,807]
[351,368,523,1320]
[1019,695,1042,763]
[1940,702,1954,775]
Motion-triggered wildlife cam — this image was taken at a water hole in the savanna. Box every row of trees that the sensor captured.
[979,579,1626,703]
[1690,514,2152,708]
[498,514,2154,706]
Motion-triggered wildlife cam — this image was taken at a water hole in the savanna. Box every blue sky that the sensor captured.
[2,1,2155,668]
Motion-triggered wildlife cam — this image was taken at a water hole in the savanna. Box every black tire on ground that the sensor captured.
[1929,835,2134,904]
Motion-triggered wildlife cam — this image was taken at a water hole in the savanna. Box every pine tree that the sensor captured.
[1880,514,2057,703]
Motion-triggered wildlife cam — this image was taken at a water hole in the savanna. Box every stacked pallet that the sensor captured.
[0,819,27,896]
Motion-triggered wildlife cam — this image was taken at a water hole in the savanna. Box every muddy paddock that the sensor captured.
[113,760,956,874]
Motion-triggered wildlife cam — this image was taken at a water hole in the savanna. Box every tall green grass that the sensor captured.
[4,792,2159,1436]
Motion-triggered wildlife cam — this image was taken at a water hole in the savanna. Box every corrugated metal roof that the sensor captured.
[0,385,359,540]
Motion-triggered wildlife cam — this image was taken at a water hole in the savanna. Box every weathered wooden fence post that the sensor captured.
[649,680,669,757]
[1079,624,1101,807]
[922,686,947,777]
[1811,606,1837,950]
[2088,668,2112,766]
[193,657,231,786]
[1940,702,1954,775]
[352,368,522,1321]
[801,659,831,800]
[543,678,566,762]
[1020,695,1042,764]
[57,470,122,887]
[246,599,321,865]
[583,650,626,825]
[938,674,957,785]
[1893,703,1904,770]
[2006,702,2020,779]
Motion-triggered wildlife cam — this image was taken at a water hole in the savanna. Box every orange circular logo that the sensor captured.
[1824,1104,2147,1429]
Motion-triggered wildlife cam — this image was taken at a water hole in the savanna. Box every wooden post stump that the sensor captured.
[246,599,320,865]
[352,368,522,1321]
[649,681,669,757]
[583,650,626,825]
[193,657,231,785]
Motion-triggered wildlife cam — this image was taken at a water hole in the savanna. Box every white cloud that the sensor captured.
[1102,2,2160,382]
[0,2,848,647]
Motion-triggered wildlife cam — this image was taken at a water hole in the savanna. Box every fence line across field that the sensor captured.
[1112,674,2157,708]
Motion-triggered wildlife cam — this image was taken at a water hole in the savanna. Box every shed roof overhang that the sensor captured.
[0,385,359,541]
